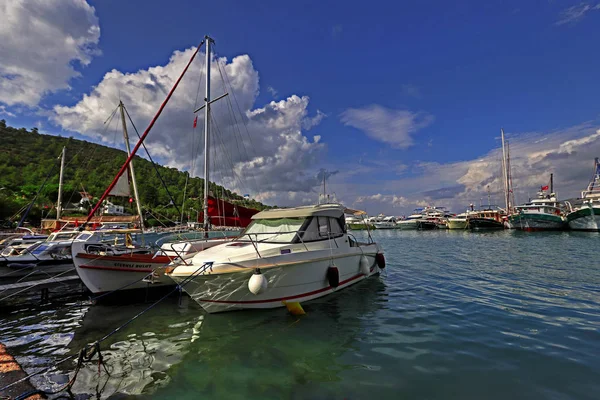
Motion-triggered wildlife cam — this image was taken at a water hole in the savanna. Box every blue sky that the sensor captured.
[1,0,600,214]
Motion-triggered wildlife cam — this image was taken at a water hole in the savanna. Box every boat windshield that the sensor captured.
[30,244,50,255]
[242,218,305,243]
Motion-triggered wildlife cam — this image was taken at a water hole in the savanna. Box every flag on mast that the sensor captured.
[193,116,198,128]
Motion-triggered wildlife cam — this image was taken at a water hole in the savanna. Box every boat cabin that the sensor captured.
[243,204,347,244]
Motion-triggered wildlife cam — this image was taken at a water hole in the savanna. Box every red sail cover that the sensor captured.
[200,196,259,227]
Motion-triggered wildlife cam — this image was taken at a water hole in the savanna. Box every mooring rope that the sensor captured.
[0,261,212,397]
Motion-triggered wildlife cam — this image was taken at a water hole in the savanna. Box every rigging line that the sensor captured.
[211,110,251,197]
[216,61,261,194]
[218,60,259,158]
[16,153,61,228]
[123,105,182,218]
[84,39,205,226]
[1,262,211,396]
[190,53,205,179]
[62,107,120,210]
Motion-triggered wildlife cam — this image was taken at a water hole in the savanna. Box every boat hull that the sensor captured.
[0,259,75,284]
[169,248,381,313]
[416,220,437,230]
[468,218,504,230]
[72,242,174,294]
[447,219,468,230]
[397,220,418,230]
[567,206,600,231]
[509,214,565,231]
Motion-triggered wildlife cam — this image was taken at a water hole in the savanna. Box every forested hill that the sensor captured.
[0,119,267,225]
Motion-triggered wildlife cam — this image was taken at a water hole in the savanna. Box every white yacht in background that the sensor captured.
[373,215,397,229]
[167,203,386,313]
[397,209,423,230]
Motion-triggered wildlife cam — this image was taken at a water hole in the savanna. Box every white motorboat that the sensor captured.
[373,215,397,229]
[0,230,82,284]
[397,210,424,230]
[167,203,386,313]
[0,234,48,257]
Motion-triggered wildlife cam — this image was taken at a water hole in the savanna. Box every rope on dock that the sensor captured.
[0,262,212,398]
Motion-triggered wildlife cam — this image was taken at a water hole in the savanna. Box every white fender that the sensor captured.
[248,268,268,295]
[359,255,370,276]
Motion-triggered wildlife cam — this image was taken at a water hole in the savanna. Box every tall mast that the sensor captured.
[56,146,66,220]
[501,128,509,213]
[203,35,214,233]
[119,101,144,231]
[507,140,515,210]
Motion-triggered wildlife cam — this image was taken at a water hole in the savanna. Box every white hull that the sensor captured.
[397,220,418,230]
[568,215,600,231]
[71,241,174,294]
[373,223,397,229]
[170,249,380,313]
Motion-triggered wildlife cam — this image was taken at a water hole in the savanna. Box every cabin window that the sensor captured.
[299,216,345,242]
[330,217,344,236]
[243,218,305,243]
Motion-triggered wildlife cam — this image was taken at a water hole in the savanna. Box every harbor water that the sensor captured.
[1,230,599,399]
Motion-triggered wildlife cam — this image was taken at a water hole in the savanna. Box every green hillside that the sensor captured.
[0,119,267,227]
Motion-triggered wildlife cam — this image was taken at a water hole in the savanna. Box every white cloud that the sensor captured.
[555,2,600,25]
[340,104,433,149]
[51,46,326,206]
[332,123,600,216]
[267,86,278,98]
[0,105,15,118]
[302,110,327,130]
[0,0,100,106]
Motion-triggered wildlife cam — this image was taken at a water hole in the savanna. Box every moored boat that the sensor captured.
[468,207,505,230]
[167,203,385,313]
[508,181,565,231]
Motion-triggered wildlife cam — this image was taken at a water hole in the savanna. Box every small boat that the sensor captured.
[0,234,48,257]
[468,208,506,230]
[167,203,385,313]
[509,177,565,231]
[0,230,82,284]
[447,209,476,230]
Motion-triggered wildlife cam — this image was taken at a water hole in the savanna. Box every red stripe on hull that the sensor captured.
[79,265,156,273]
[76,253,171,264]
[198,273,365,304]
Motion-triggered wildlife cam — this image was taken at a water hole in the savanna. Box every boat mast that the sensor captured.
[203,35,214,233]
[56,146,66,220]
[119,101,145,231]
[501,128,509,213]
[507,140,515,210]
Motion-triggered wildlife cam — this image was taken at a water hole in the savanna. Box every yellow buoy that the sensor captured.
[283,301,306,316]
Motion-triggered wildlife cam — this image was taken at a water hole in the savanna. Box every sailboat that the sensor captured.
[71,101,180,294]
[166,36,386,313]
[71,38,256,294]
[565,158,600,231]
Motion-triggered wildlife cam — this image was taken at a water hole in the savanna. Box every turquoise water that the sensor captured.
[0,230,599,399]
